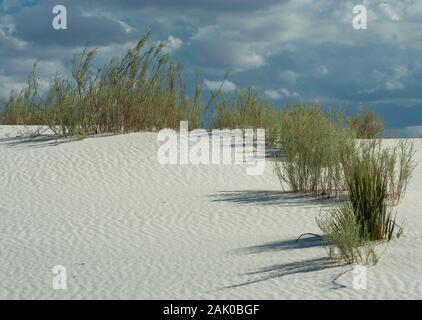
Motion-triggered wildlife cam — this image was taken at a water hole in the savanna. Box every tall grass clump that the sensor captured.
[344,140,416,210]
[1,31,204,136]
[274,104,355,197]
[212,88,282,145]
[1,63,44,126]
[347,108,384,139]
[317,203,378,265]
[317,139,415,264]
[342,140,399,241]
[386,140,417,205]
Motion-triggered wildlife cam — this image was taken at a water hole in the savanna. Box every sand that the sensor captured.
[0,125,421,299]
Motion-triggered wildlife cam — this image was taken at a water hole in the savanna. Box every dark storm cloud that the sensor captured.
[2,0,422,131]
[13,1,135,47]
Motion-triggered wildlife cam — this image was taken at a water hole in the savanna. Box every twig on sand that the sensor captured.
[296,233,321,242]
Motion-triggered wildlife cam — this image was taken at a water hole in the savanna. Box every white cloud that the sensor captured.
[0,75,26,98]
[0,26,26,50]
[393,65,408,78]
[361,65,409,93]
[163,35,183,54]
[385,81,403,90]
[280,88,300,98]
[204,79,236,92]
[265,87,300,100]
[316,65,329,77]
[264,89,281,100]
[186,25,265,70]
[182,0,420,72]
[1,0,21,13]
[378,2,400,22]
[117,20,135,33]
[278,70,297,85]
[384,66,408,91]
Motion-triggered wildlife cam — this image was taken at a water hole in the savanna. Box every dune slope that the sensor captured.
[1,126,421,299]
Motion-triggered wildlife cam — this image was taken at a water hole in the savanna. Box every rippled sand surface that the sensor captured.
[1,126,421,299]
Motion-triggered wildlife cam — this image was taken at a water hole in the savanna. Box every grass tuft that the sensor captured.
[317,139,415,264]
[212,88,281,145]
[347,108,384,139]
[1,31,204,136]
[274,104,355,197]
[317,203,379,265]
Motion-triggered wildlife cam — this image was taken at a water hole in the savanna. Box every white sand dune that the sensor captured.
[1,125,421,299]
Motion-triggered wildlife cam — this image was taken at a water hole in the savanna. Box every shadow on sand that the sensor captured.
[210,189,346,208]
[230,235,325,255]
[224,257,346,290]
[220,236,349,291]
[210,189,350,291]
[0,133,117,149]
[0,135,77,148]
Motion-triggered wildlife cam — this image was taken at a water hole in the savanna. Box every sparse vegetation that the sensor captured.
[344,139,416,210]
[212,88,282,145]
[342,140,399,241]
[0,29,417,267]
[347,108,384,139]
[1,31,204,136]
[317,203,379,265]
[273,104,355,197]
[1,63,42,126]
[269,105,415,264]
[317,139,415,264]
[386,140,417,205]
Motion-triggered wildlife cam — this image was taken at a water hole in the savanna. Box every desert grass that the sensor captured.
[317,203,379,265]
[317,139,415,264]
[347,108,384,139]
[386,140,417,205]
[344,139,416,208]
[212,88,282,145]
[269,105,415,264]
[273,104,355,197]
[1,63,41,126]
[342,140,399,241]
[1,31,205,137]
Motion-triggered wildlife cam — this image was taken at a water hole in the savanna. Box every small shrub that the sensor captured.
[342,139,415,241]
[212,88,281,145]
[317,138,414,264]
[1,63,43,126]
[386,140,417,205]
[347,108,384,139]
[317,203,379,265]
[274,104,355,196]
[344,139,415,217]
[342,140,395,240]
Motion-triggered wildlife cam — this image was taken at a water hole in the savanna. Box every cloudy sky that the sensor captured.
[1,0,421,134]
